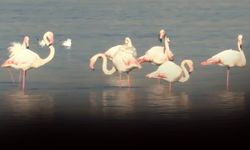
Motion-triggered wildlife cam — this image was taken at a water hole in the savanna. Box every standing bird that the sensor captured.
[62,38,72,49]
[201,34,246,90]
[89,37,141,87]
[138,29,174,65]
[1,31,55,91]
[146,60,194,92]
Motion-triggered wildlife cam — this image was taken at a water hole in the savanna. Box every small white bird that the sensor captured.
[62,38,72,49]
[39,39,46,47]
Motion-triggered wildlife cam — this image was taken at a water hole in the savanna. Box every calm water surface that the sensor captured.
[0,0,250,147]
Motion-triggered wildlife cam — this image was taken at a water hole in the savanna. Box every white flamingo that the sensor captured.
[201,34,246,89]
[1,31,55,91]
[146,59,194,92]
[89,37,141,87]
[138,29,174,65]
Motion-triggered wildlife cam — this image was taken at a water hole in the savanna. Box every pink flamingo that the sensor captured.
[201,34,246,90]
[138,29,174,65]
[1,31,55,91]
[89,37,141,87]
[146,59,194,92]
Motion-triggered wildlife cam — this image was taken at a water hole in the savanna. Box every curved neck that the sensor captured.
[127,41,133,48]
[94,53,116,75]
[239,49,246,67]
[163,37,170,51]
[237,39,246,67]
[179,60,192,82]
[22,36,29,49]
[163,36,173,60]
[36,45,55,68]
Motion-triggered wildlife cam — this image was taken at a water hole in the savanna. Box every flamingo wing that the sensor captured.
[202,49,241,67]
[3,49,41,70]
[138,46,165,65]
[104,45,121,60]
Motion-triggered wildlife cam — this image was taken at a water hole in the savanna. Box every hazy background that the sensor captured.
[0,0,249,147]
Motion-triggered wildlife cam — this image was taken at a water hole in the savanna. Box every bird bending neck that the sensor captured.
[93,53,116,75]
[179,60,192,82]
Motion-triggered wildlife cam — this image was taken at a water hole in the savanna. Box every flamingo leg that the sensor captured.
[157,78,161,85]
[226,68,230,90]
[169,82,172,93]
[20,73,22,89]
[127,74,131,87]
[19,71,22,83]
[119,73,122,87]
[21,70,27,91]
[7,68,15,83]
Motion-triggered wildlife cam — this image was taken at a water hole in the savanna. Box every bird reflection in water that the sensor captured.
[106,74,138,87]
[144,84,192,119]
[89,88,135,119]
[208,90,245,117]
[3,90,55,120]
[89,84,191,120]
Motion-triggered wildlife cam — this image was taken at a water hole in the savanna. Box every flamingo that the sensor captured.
[62,38,72,49]
[138,29,174,65]
[201,34,246,90]
[1,31,55,91]
[89,37,141,87]
[95,37,138,80]
[98,37,138,80]
[146,59,194,92]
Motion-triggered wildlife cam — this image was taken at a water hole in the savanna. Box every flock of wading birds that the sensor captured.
[1,29,246,91]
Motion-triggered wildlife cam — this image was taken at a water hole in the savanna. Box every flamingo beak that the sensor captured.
[159,38,163,43]
[159,34,164,43]
[189,66,194,74]
[89,62,95,71]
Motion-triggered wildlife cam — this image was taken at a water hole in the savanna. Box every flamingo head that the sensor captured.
[124,37,133,47]
[43,31,54,46]
[237,34,243,50]
[89,56,97,71]
[23,36,30,49]
[159,29,170,45]
[159,29,166,42]
[187,60,194,74]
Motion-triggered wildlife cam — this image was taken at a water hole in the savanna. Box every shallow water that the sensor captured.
[0,0,250,147]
